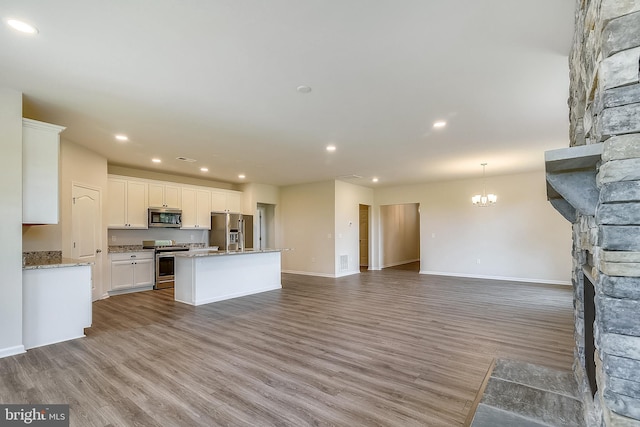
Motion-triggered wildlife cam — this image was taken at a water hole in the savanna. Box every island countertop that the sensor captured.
[175,248,288,258]
[23,258,93,270]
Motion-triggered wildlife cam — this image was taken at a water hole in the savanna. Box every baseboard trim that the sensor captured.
[282,270,336,278]
[382,258,420,269]
[419,270,571,286]
[0,345,26,359]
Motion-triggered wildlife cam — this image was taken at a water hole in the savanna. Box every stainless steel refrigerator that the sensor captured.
[210,212,253,251]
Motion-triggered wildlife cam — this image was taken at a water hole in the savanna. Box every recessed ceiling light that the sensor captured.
[296,85,312,94]
[152,158,161,163]
[372,177,379,183]
[200,167,208,172]
[326,145,336,152]
[238,174,246,179]
[115,134,128,141]
[7,19,38,34]
[433,120,447,128]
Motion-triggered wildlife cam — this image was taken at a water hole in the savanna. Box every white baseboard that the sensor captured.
[0,345,26,359]
[282,270,337,278]
[382,258,420,269]
[335,270,360,278]
[419,270,571,286]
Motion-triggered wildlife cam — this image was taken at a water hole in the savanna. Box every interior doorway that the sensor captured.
[256,203,276,250]
[359,204,370,269]
[71,183,102,301]
[380,203,420,271]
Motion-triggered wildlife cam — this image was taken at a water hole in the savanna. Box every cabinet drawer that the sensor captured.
[110,251,154,262]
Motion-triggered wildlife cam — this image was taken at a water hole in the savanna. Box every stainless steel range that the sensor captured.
[142,240,190,289]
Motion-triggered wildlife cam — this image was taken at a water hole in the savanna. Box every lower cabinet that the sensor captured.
[110,251,155,292]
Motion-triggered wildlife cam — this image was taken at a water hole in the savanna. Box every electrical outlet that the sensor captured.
[190,234,194,241]
[111,235,116,242]
[311,257,316,263]
[477,259,481,264]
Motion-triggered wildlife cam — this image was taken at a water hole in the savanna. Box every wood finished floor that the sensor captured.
[0,270,575,426]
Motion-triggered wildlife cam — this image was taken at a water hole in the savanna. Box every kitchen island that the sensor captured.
[174,249,283,306]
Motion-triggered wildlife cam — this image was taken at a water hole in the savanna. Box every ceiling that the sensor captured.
[1,1,575,187]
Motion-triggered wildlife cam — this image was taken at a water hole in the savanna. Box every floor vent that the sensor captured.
[340,255,348,271]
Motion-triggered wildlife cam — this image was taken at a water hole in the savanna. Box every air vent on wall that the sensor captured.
[340,255,349,271]
[176,156,197,162]
[336,174,363,180]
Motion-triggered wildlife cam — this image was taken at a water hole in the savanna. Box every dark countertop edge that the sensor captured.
[23,258,94,270]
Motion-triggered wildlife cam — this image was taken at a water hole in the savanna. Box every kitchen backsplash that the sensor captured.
[108,228,209,246]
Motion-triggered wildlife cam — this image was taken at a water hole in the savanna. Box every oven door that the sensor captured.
[155,253,175,289]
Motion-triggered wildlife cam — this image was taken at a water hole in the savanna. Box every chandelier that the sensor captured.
[472,163,497,207]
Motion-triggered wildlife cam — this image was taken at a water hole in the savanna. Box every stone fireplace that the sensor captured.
[545,1,640,426]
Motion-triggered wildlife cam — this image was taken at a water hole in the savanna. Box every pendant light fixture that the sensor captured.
[472,163,497,207]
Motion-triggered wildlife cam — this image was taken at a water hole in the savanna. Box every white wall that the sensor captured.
[0,88,25,357]
[380,203,420,268]
[334,181,374,277]
[279,181,335,276]
[374,170,572,284]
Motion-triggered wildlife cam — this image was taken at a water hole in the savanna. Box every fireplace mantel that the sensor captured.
[545,143,603,222]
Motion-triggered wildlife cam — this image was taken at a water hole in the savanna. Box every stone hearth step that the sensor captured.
[468,359,584,427]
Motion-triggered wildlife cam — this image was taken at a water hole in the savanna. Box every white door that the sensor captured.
[72,184,102,301]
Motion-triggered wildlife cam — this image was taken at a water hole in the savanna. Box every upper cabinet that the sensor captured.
[181,187,211,229]
[107,177,148,229]
[211,189,242,213]
[22,118,66,224]
[148,182,181,209]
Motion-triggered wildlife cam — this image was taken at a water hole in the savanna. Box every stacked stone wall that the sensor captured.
[569,0,640,426]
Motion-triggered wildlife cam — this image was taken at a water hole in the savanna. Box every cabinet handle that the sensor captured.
[131,255,137,258]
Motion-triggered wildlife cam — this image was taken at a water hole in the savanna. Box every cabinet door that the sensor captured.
[111,259,134,290]
[164,184,181,209]
[22,119,65,224]
[148,183,165,208]
[196,190,212,229]
[126,181,148,228]
[107,178,127,228]
[181,188,197,228]
[133,258,155,287]
[211,190,227,212]
[226,191,242,213]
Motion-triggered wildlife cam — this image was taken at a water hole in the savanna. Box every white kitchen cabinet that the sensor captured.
[22,118,66,224]
[109,252,154,292]
[107,177,148,228]
[211,189,242,213]
[148,182,181,209]
[182,187,211,229]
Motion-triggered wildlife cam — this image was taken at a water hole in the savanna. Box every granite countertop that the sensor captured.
[23,257,93,270]
[108,245,154,253]
[175,248,287,258]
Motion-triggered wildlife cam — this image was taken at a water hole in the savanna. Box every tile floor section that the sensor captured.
[470,359,584,427]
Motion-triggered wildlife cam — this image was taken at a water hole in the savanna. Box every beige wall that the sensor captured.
[380,203,420,268]
[241,182,280,215]
[374,170,572,284]
[279,181,335,276]
[334,181,374,276]
[0,89,24,357]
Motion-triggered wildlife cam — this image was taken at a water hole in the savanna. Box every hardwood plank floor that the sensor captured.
[0,270,575,426]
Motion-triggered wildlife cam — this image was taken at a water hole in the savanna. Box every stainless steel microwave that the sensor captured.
[148,208,182,228]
